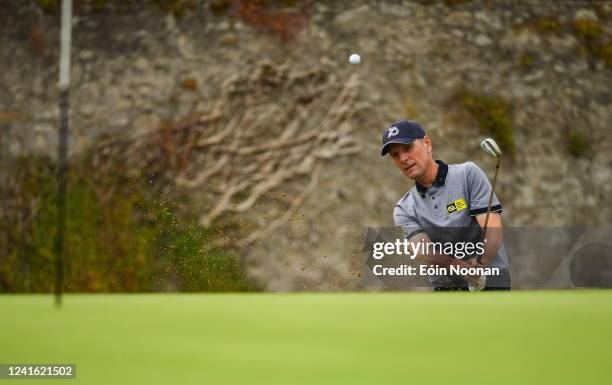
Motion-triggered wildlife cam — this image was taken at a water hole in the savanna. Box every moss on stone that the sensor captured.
[459,91,515,155]
[518,52,536,69]
[597,43,612,68]
[443,0,474,5]
[567,131,590,158]
[534,17,562,34]
[0,154,257,293]
[572,18,603,40]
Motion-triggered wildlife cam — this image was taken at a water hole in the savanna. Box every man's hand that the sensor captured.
[456,258,486,290]
[469,275,487,291]
[407,232,489,291]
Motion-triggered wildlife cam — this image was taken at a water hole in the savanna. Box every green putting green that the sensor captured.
[1,292,611,385]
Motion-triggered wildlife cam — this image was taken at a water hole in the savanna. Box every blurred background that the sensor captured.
[1,0,611,293]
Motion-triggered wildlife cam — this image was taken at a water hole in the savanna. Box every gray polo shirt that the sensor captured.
[393,160,509,274]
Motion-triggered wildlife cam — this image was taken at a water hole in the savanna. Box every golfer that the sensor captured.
[381,120,511,290]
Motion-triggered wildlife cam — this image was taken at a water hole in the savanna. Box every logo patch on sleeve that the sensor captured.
[447,198,467,214]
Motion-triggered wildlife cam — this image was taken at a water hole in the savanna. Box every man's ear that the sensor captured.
[422,135,433,153]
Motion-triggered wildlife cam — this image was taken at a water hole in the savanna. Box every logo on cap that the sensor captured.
[387,126,399,138]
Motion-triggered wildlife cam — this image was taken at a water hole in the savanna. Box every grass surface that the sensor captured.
[1,292,611,385]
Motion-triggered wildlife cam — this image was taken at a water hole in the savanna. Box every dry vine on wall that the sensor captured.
[94,61,361,248]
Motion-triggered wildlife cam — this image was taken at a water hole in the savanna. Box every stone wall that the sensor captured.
[1,0,611,290]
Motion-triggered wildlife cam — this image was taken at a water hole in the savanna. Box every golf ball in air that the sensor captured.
[349,53,361,64]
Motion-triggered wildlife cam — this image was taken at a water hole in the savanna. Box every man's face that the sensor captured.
[387,137,433,180]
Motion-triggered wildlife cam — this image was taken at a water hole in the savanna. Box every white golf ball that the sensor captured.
[349,53,361,65]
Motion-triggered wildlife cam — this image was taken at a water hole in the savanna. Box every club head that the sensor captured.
[480,138,501,158]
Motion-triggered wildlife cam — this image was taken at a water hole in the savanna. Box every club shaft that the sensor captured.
[479,159,500,265]
[482,159,500,241]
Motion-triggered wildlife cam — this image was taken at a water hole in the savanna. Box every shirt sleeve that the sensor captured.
[466,161,502,216]
[393,204,425,239]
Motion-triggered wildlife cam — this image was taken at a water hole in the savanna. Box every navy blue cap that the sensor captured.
[380,120,426,156]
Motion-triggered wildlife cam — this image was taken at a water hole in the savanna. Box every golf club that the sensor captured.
[479,138,502,262]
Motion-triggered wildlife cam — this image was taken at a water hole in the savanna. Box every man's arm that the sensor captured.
[475,212,502,266]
